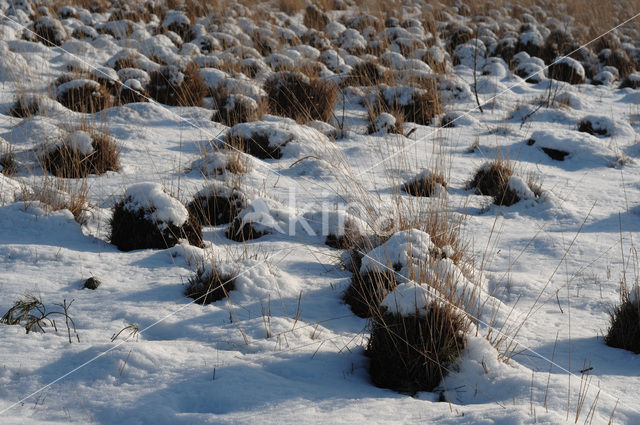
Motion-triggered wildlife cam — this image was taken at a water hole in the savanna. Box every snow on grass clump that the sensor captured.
[41,130,120,178]
[367,112,403,135]
[368,281,467,394]
[110,183,202,251]
[187,182,246,226]
[403,169,447,197]
[360,229,436,275]
[548,56,585,84]
[225,118,330,160]
[56,79,112,113]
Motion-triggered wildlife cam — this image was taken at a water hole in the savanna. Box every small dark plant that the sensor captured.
[9,96,40,118]
[344,61,394,87]
[467,159,520,206]
[1,294,80,343]
[212,95,265,127]
[225,132,283,160]
[403,171,447,197]
[110,186,203,251]
[185,266,236,305]
[604,291,640,354]
[226,216,267,242]
[345,268,399,318]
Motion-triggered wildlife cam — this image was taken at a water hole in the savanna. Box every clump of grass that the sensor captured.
[185,266,236,305]
[619,73,640,89]
[548,59,586,85]
[212,95,266,127]
[577,118,609,136]
[147,63,207,106]
[27,16,68,47]
[186,185,246,226]
[381,81,442,125]
[367,299,466,394]
[117,79,149,104]
[278,0,305,15]
[225,130,283,160]
[41,130,120,178]
[599,49,635,79]
[56,79,112,113]
[226,216,267,242]
[344,61,394,87]
[366,111,405,135]
[403,171,448,197]
[325,220,364,250]
[344,269,399,318]
[264,72,337,123]
[1,294,80,342]
[9,95,40,118]
[109,184,203,251]
[466,158,520,206]
[303,4,329,31]
[604,289,640,354]
[0,144,17,176]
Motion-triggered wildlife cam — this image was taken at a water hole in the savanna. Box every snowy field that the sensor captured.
[1,0,640,423]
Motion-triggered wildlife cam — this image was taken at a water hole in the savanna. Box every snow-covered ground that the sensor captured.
[1,1,640,424]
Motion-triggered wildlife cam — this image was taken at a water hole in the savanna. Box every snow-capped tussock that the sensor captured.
[360,229,435,274]
[380,281,433,316]
[123,182,188,227]
[508,176,536,200]
[63,130,93,155]
[372,112,397,134]
[56,79,100,97]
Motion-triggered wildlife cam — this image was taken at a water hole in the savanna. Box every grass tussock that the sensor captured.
[9,96,40,118]
[109,187,203,251]
[403,171,448,197]
[367,301,466,394]
[57,79,112,113]
[604,287,640,354]
[467,158,520,206]
[185,266,236,305]
[0,145,17,176]
[303,4,330,31]
[186,186,245,226]
[344,269,398,318]
[41,131,120,178]
[226,216,266,242]
[345,61,395,87]
[212,95,266,127]
[225,131,283,160]
[264,72,338,123]
[147,63,207,106]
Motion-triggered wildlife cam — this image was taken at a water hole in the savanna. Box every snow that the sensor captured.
[1,3,640,425]
[64,130,93,155]
[372,112,397,133]
[380,281,433,316]
[360,229,435,274]
[56,78,101,96]
[122,182,189,227]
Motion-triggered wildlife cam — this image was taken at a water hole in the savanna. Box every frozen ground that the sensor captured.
[1,1,640,424]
